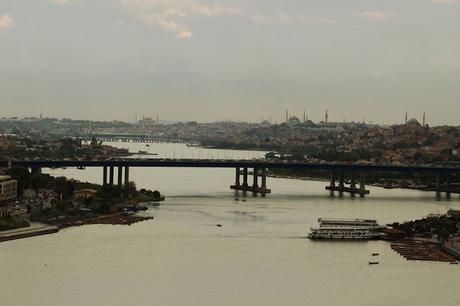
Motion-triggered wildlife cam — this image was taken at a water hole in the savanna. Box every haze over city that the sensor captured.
[1,0,460,124]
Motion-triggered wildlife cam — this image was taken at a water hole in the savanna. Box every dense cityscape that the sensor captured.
[2,113,459,165]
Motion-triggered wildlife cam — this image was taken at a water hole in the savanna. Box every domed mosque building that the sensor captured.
[406,118,421,129]
[287,116,301,126]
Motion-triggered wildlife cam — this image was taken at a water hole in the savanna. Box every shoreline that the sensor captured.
[0,212,154,243]
[0,225,59,242]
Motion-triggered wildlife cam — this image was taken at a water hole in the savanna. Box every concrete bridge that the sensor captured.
[1,159,459,199]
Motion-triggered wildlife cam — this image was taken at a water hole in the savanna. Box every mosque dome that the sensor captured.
[406,118,421,127]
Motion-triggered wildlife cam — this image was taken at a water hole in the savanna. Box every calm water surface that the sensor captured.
[1,143,459,306]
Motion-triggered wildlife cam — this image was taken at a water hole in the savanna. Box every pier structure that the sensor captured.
[231,167,271,195]
[435,172,453,199]
[102,166,130,198]
[326,170,370,198]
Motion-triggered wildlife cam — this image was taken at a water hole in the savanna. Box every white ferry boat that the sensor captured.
[308,218,382,240]
[308,226,380,240]
[318,218,382,228]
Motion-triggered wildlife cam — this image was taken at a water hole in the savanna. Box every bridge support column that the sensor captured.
[109,166,114,188]
[235,168,240,187]
[328,171,336,196]
[446,174,451,199]
[436,173,441,199]
[117,166,123,194]
[338,170,345,197]
[260,168,271,195]
[350,171,356,197]
[124,166,130,198]
[359,172,366,198]
[261,168,267,190]
[243,168,248,188]
[253,168,259,190]
[103,166,108,189]
[31,166,41,175]
[231,167,270,194]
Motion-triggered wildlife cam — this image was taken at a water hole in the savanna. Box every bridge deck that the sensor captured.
[0,159,459,174]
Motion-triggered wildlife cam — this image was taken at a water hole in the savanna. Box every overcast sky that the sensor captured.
[1,0,459,125]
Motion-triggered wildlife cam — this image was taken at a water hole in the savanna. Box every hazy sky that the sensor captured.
[1,0,459,125]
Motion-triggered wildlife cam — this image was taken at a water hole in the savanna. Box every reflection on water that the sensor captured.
[2,143,460,306]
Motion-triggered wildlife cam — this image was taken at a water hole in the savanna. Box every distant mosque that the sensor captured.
[404,112,427,128]
[285,109,312,126]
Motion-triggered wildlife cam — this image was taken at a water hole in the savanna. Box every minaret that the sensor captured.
[422,112,426,126]
[269,116,272,124]
[303,110,306,123]
[156,114,159,124]
[405,112,408,124]
[325,109,328,124]
[285,110,289,123]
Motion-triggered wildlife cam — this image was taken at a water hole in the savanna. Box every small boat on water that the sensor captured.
[368,262,379,265]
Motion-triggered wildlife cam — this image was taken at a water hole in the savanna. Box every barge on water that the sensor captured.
[308,218,381,240]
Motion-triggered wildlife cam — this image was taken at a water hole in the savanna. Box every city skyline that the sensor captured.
[1,0,459,124]
[1,110,435,127]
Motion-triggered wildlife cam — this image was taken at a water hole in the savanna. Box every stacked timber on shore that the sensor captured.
[391,240,457,263]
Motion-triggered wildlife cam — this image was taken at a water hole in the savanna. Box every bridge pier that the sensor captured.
[350,171,356,197]
[329,171,336,196]
[446,173,451,199]
[338,170,345,197]
[359,172,367,198]
[435,172,453,199]
[261,168,267,190]
[436,173,441,199]
[235,167,240,187]
[326,170,369,198]
[243,167,248,188]
[124,166,130,198]
[231,167,271,194]
[117,166,123,194]
[252,168,259,189]
[109,166,114,188]
[31,166,41,175]
[102,166,108,189]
